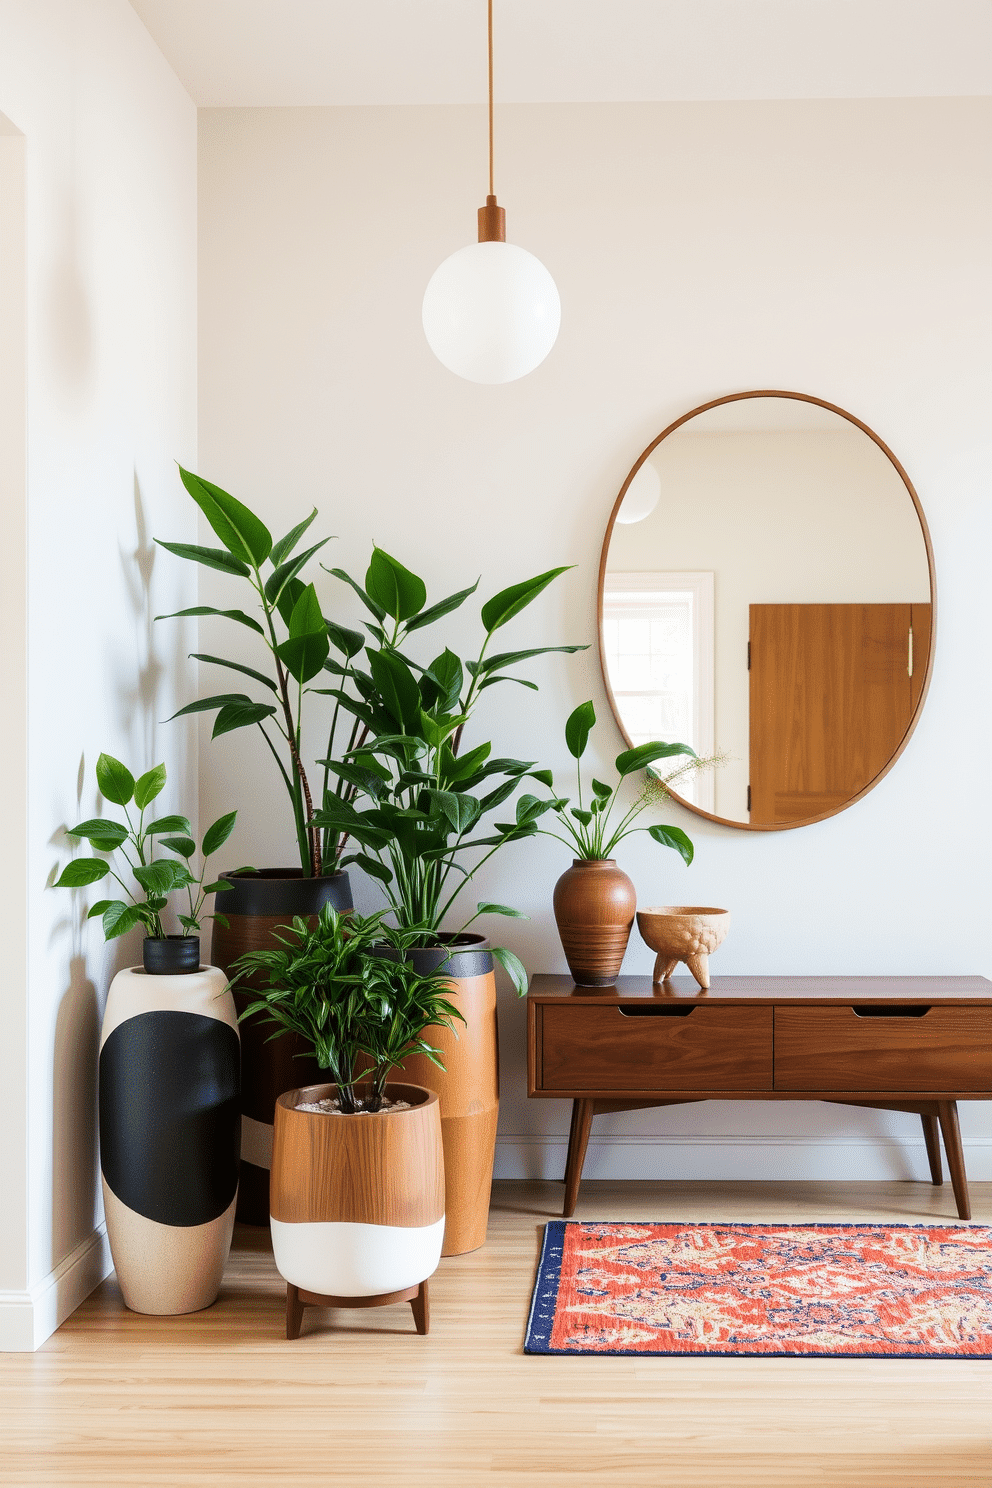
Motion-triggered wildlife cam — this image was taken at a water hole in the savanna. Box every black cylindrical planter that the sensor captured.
[210,869,353,1225]
[143,935,200,976]
[99,964,240,1313]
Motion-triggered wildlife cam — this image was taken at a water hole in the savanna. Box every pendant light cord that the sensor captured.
[488,0,495,197]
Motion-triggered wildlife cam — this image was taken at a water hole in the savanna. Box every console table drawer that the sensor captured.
[774,1006,992,1091]
[539,1004,773,1092]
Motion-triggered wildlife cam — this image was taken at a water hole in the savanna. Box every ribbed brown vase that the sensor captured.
[393,938,498,1258]
[553,858,637,987]
[210,868,353,1225]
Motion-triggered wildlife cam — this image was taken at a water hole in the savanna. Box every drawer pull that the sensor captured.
[618,1005,696,1018]
[851,1005,931,1018]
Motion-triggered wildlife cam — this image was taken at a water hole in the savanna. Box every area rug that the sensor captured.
[524,1221,992,1357]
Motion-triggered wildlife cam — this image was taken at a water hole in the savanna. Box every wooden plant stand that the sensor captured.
[285,1280,429,1339]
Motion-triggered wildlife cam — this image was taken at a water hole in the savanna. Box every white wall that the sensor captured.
[197,99,992,1189]
[608,426,932,817]
[0,0,197,1350]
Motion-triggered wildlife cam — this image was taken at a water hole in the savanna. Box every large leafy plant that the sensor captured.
[156,467,365,879]
[310,549,586,989]
[527,700,699,865]
[230,904,464,1114]
[54,753,238,941]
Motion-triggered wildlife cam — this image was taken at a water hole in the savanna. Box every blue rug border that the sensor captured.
[523,1219,992,1358]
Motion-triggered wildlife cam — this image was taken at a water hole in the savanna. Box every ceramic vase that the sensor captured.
[553,858,637,987]
[99,963,240,1315]
[209,867,353,1224]
[270,1082,444,1297]
[392,938,499,1256]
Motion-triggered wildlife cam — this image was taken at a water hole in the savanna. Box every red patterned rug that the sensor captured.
[524,1221,992,1356]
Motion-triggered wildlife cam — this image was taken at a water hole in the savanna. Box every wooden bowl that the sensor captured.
[635,906,731,990]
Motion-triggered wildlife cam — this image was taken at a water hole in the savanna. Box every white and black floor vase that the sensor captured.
[98,964,241,1315]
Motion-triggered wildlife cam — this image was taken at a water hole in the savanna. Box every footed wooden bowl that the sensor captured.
[636,906,730,990]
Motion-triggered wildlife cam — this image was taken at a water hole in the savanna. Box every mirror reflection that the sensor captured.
[600,394,933,828]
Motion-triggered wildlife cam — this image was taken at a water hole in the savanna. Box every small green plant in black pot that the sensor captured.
[54,752,242,975]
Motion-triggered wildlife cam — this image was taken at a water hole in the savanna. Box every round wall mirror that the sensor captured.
[598,391,935,830]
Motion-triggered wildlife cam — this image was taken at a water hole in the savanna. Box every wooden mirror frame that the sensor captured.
[597,389,937,832]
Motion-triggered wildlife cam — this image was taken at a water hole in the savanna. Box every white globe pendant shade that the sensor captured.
[616,460,662,524]
[422,240,561,384]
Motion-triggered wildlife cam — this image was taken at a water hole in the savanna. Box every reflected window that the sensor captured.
[602,572,714,810]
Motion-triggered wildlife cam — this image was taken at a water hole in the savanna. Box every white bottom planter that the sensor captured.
[271,1216,445,1297]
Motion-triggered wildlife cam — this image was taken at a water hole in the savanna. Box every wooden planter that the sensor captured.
[98,964,240,1314]
[210,868,352,1224]
[270,1083,444,1318]
[394,939,499,1257]
[553,858,637,987]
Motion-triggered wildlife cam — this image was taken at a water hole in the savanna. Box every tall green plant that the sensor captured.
[230,904,464,1113]
[309,548,586,990]
[156,467,365,879]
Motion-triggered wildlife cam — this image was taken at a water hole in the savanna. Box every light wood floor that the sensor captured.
[3,1179,991,1487]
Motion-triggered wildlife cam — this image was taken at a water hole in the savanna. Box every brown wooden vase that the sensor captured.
[394,938,498,1257]
[270,1082,444,1299]
[210,868,352,1225]
[553,858,637,987]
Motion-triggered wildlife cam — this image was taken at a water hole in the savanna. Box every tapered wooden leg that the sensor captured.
[937,1101,971,1220]
[563,1099,594,1218]
[286,1284,304,1340]
[921,1113,943,1186]
[410,1279,429,1336]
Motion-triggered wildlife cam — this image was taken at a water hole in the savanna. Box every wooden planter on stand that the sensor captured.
[397,938,499,1257]
[210,868,353,1225]
[270,1082,444,1338]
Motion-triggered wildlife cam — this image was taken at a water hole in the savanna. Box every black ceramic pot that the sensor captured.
[142,935,200,976]
[209,869,353,1225]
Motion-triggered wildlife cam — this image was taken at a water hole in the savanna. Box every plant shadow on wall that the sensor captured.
[117,474,168,767]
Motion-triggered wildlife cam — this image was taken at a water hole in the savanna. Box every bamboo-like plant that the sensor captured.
[53,752,238,940]
[230,904,464,1113]
[309,548,587,990]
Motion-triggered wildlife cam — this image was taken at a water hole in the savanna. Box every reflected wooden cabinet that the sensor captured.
[527,974,992,1220]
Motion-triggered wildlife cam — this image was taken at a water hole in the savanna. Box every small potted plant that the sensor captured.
[527,701,706,986]
[54,753,242,1315]
[231,905,463,1337]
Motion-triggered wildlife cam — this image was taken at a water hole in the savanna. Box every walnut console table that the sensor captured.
[526,974,992,1219]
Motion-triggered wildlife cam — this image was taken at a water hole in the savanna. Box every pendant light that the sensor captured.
[422,0,561,384]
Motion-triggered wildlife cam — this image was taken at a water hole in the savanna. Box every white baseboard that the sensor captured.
[0,1223,112,1352]
[494,1135,992,1184]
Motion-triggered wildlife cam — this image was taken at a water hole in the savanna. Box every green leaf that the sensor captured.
[200,881,231,895]
[615,740,697,776]
[492,945,528,997]
[480,566,572,634]
[86,900,114,919]
[55,858,110,889]
[516,793,552,825]
[478,644,587,675]
[479,675,539,692]
[133,764,167,810]
[565,701,596,760]
[168,692,255,721]
[66,819,129,849]
[263,539,331,609]
[155,605,265,635]
[570,807,593,826]
[177,914,201,931]
[328,566,387,623]
[647,823,695,866]
[133,861,185,895]
[591,779,613,799]
[155,539,250,578]
[146,815,193,836]
[276,576,306,629]
[476,902,528,920]
[528,769,554,789]
[95,754,134,807]
[160,835,196,858]
[431,790,481,835]
[326,621,366,658]
[269,508,318,569]
[276,583,329,683]
[421,649,463,713]
[177,465,272,566]
[368,648,421,730]
[212,701,278,738]
[190,654,277,692]
[202,810,237,857]
[365,548,427,622]
[104,902,145,940]
[405,580,480,632]
[340,852,393,885]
